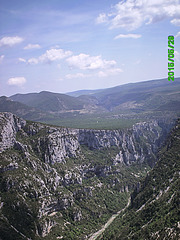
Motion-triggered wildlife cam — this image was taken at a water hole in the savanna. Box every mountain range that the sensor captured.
[0,77,180,129]
[10,77,180,113]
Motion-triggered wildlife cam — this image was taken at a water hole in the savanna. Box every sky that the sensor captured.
[0,0,180,96]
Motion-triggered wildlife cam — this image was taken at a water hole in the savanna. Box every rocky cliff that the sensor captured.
[0,112,26,153]
[0,112,172,166]
[100,119,180,240]
[0,112,174,240]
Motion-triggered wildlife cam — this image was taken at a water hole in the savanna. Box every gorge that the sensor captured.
[0,112,176,240]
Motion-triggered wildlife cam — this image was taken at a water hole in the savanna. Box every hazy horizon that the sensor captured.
[4,76,179,98]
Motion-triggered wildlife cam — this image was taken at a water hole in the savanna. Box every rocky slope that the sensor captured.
[100,119,180,240]
[0,112,175,239]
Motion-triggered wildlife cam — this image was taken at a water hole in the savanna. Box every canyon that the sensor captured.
[0,112,175,239]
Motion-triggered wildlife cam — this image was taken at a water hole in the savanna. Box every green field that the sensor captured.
[40,114,140,130]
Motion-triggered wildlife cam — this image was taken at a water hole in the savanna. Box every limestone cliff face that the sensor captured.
[0,112,172,166]
[0,112,26,153]
[78,120,169,166]
[31,128,80,164]
[0,112,174,239]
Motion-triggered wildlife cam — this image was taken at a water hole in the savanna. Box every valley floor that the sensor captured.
[88,197,131,240]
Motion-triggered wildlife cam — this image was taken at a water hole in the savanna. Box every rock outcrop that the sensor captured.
[0,112,172,167]
[0,112,175,240]
[0,112,26,153]
[78,120,164,166]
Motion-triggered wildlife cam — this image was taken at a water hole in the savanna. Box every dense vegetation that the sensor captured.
[99,119,180,240]
[0,119,153,240]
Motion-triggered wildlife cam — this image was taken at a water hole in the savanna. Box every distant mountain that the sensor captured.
[66,89,103,97]
[93,77,180,112]
[10,91,85,112]
[0,96,49,121]
[2,77,179,129]
[101,118,180,239]
[10,78,180,114]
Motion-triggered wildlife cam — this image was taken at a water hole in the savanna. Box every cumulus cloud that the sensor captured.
[175,31,180,38]
[65,73,90,79]
[39,49,72,63]
[66,53,116,70]
[0,55,4,64]
[18,58,26,63]
[24,44,41,50]
[114,34,142,39]
[98,68,123,78]
[28,58,39,64]
[28,48,72,64]
[96,0,180,31]
[7,77,26,87]
[171,19,180,26]
[0,36,24,47]
[65,68,122,79]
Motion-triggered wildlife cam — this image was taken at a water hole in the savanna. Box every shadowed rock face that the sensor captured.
[0,112,174,239]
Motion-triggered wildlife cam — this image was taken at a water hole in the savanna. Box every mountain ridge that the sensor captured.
[10,78,180,112]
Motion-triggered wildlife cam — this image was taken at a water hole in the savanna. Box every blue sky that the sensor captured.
[0,0,180,96]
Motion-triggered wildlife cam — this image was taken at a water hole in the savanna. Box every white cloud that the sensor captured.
[7,77,26,86]
[96,13,108,24]
[114,34,142,40]
[98,68,123,78]
[0,36,24,47]
[108,68,123,74]
[175,31,180,38]
[171,19,180,26]
[39,48,72,63]
[18,58,26,63]
[65,73,90,79]
[24,44,41,50]
[96,0,180,31]
[65,68,122,79]
[28,58,39,64]
[28,48,72,64]
[175,50,180,61]
[98,71,108,78]
[66,53,116,70]
[0,55,4,64]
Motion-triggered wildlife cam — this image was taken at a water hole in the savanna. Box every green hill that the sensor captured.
[10,91,84,112]
[93,77,180,112]
[0,96,48,121]
[10,78,180,114]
